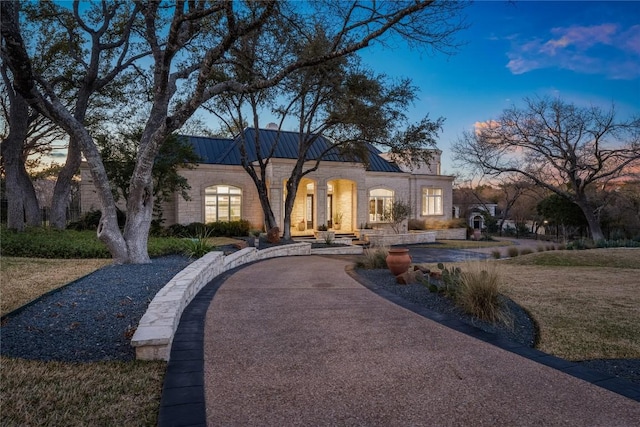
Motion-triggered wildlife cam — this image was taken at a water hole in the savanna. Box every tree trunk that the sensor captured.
[257,183,277,231]
[282,188,296,240]
[49,137,82,229]
[577,201,605,241]
[282,163,304,241]
[122,164,154,263]
[2,88,40,230]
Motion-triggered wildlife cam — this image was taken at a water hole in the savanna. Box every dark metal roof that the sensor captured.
[179,135,235,164]
[179,128,402,173]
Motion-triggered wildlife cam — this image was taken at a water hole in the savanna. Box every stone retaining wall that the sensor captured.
[131,243,311,361]
[433,228,467,240]
[310,245,363,255]
[366,231,437,247]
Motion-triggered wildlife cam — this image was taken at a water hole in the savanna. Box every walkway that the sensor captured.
[159,256,640,426]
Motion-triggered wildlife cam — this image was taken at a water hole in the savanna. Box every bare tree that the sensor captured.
[2,0,467,263]
[453,96,640,241]
[210,30,446,239]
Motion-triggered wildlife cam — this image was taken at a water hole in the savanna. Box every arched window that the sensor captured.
[369,188,393,222]
[205,185,242,222]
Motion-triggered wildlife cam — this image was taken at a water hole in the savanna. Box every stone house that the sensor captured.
[80,126,454,234]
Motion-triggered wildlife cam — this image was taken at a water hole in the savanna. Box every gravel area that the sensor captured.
[356,268,537,348]
[0,255,192,362]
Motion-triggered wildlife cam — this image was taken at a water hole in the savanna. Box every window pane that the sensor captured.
[422,187,442,215]
[205,185,242,222]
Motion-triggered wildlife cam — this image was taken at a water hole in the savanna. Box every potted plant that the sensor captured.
[297,219,306,231]
[333,212,343,230]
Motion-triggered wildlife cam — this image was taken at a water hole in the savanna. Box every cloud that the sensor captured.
[506,24,640,79]
[473,120,500,135]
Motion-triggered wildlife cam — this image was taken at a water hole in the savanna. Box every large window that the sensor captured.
[422,188,442,215]
[205,185,242,222]
[369,188,393,222]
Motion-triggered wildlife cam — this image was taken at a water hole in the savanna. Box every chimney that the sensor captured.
[265,122,279,130]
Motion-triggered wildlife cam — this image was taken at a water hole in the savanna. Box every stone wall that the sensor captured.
[366,231,437,247]
[433,228,467,240]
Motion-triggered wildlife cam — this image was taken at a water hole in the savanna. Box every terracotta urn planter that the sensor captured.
[386,248,412,276]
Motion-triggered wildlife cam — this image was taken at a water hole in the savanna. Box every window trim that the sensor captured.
[204,184,242,222]
[422,187,443,216]
[368,188,394,222]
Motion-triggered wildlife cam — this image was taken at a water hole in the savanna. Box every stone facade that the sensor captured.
[79,130,455,232]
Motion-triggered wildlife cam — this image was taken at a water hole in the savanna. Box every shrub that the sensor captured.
[185,222,207,237]
[566,239,594,250]
[537,245,545,252]
[408,218,425,230]
[507,247,519,258]
[183,229,215,259]
[167,223,189,237]
[206,220,251,237]
[382,200,411,234]
[519,248,534,256]
[0,228,187,258]
[491,250,501,259]
[1,228,110,258]
[456,263,510,324]
[433,262,463,299]
[355,246,389,269]
[595,239,640,249]
[66,209,126,231]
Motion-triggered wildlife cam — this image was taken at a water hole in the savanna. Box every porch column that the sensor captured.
[317,186,327,228]
[357,186,368,227]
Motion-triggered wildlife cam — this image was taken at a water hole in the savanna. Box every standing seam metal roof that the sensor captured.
[180,128,402,173]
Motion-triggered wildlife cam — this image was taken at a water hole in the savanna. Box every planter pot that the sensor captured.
[333,224,341,231]
[386,248,412,276]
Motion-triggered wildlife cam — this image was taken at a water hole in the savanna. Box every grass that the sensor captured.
[0,255,165,425]
[501,249,640,360]
[1,257,112,316]
[419,248,640,361]
[0,358,164,426]
[2,238,638,422]
[0,231,249,425]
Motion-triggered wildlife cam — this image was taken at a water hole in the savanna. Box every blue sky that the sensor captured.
[359,0,640,175]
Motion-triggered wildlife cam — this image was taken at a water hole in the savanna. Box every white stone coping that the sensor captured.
[309,245,364,255]
[131,242,312,360]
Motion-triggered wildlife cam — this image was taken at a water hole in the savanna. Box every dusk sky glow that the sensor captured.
[358,0,640,175]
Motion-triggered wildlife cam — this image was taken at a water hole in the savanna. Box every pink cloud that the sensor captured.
[507,23,640,79]
[544,24,618,54]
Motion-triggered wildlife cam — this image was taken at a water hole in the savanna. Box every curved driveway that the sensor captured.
[198,256,639,426]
